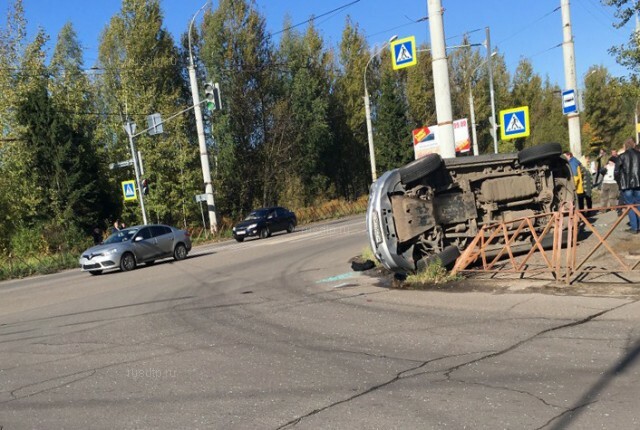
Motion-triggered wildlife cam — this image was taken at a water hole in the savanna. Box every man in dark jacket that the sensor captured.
[614,138,640,233]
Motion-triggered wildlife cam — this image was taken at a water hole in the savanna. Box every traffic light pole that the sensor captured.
[124,122,148,225]
[188,2,218,234]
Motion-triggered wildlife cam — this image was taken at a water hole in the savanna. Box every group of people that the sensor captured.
[565,137,640,234]
[90,219,128,245]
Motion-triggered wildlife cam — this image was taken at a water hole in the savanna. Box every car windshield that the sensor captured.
[245,209,269,220]
[102,228,139,244]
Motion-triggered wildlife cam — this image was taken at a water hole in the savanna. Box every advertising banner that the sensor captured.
[413,118,471,159]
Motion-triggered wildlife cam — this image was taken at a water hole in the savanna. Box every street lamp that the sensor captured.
[364,34,398,183]
[188,1,218,234]
[468,51,497,156]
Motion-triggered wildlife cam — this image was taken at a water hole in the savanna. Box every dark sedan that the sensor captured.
[232,207,297,242]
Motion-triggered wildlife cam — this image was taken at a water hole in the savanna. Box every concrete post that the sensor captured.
[561,0,582,158]
[427,0,456,159]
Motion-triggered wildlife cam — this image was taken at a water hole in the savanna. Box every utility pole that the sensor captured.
[485,27,498,154]
[124,121,148,225]
[561,0,582,158]
[427,0,456,159]
[188,1,218,233]
[469,89,479,156]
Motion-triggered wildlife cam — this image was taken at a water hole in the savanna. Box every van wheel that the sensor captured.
[518,143,562,165]
[398,153,442,185]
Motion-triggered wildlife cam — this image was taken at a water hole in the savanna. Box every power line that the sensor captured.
[496,6,561,46]
[270,0,361,37]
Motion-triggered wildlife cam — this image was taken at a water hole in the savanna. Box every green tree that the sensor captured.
[509,59,543,150]
[374,49,412,172]
[406,44,436,129]
[201,0,275,216]
[276,21,333,205]
[330,17,370,197]
[603,0,640,73]
[97,0,199,227]
[583,66,629,152]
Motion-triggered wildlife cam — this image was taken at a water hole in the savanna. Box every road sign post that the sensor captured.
[124,121,148,225]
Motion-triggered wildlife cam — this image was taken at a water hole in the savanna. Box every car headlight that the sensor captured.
[248,223,258,229]
[372,210,383,246]
[104,248,119,255]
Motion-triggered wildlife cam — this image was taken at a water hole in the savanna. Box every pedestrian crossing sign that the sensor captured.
[122,180,137,201]
[390,36,417,70]
[500,106,530,140]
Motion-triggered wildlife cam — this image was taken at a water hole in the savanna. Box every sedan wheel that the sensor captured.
[173,243,187,261]
[119,253,136,272]
[259,228,269,239]
[287,222,295,233]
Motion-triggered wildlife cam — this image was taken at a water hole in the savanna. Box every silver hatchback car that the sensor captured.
[79,224,192,275]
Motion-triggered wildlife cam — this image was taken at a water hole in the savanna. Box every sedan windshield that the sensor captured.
[245,210,269,220]
[102,228,139,244]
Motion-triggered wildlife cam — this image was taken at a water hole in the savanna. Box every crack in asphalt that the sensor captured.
[275,351,479,430]
[277,300,637,429]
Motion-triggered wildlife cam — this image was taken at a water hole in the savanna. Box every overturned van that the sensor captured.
[366,143,575,274]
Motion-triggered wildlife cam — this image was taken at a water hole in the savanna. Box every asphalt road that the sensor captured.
[0,216,639,429]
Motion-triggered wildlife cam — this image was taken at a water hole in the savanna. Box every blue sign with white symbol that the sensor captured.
[390,36,417,70]
[122,180,137,201]
[562,89,577,115]
[500,106,530,140]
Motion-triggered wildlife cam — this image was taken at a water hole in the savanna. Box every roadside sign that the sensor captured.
[109,159,134,170]
[500,106,530,140]
[147,113,163,135]
[390,36,417,70]
[194,193,207,203]
[562,89,577,115]
[122,180,137,201]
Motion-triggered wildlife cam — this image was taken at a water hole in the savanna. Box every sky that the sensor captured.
[0,0,635,88]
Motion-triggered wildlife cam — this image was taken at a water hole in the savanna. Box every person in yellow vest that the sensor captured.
[565,151,593,214]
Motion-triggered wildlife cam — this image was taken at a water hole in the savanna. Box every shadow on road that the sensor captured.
[547,336,640,429]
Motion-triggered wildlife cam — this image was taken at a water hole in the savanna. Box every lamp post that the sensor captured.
[468,51,497,156]
[188,1,218,234]
[364,35,398,183]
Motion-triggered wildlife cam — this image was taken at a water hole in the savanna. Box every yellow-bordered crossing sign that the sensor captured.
[500,106,530,140]
[122,180,137,201]
[390,36,417,70]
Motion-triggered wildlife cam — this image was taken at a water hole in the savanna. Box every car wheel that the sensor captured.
[518,142,562,165]
[287,222,295,233]
[415,245,461,272]
[398,153,442,185]
[259,228,269,239]
[89,270,102,276]
[235,237,244,243]
[173,243,187,261]
[145,260,156,266]
[120,253,136,272]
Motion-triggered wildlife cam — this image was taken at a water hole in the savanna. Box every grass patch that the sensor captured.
[405,259,461,288]
[0,253,78,281]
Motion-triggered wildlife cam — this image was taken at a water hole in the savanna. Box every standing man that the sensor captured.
[599,154,619,209]
[614,138,640,234]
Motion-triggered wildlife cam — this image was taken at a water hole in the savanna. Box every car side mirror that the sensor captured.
[134,236,144,242]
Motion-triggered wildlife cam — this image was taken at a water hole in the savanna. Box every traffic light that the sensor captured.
[141,179,149,195]
[203,81,222,111]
